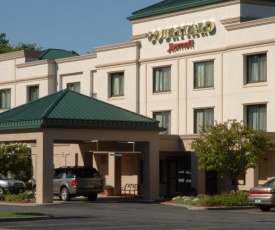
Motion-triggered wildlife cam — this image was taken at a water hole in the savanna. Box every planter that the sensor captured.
[104,189,113,196]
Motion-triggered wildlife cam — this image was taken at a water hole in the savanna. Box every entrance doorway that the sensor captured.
[205,170,217,195]
[166,156,191,196]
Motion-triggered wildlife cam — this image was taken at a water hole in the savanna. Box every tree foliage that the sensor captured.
[191,120,274,191]
[0,143,32,182]
[0,33,42,54]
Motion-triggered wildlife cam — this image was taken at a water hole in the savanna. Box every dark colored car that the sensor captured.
[247,177,275,211]
[33,166,103,201]
[0,173,26,195]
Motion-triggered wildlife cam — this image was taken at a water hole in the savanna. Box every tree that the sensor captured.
[0,143,32,181]
[0,33,42,54]
[191,120,274,191]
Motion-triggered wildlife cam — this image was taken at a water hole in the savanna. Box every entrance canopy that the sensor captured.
[0,89,163,203]
[0,89,162,131]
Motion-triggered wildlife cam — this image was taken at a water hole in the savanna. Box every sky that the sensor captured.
[1,0,161,55]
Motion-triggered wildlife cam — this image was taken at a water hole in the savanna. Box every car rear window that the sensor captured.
[263,178,275,187]
[66,168,101,179]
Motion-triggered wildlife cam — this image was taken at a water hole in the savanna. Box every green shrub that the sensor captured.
[197,191,249,207]
[3,192,34,202]
[103,185,114,190]
[25,181,32,190]
[173,190,249,207]
[175,196,198,206]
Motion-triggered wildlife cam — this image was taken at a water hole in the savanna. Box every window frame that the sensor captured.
[194,108,214,133]
[110,72,124,97]
[153,66,171,93]
[246,53,267,84]
[246,104,267,131]
[28,85,39,102]
[67,82,80,93]
[0,89,11,109]
[194,60,214,89]
[153,111,171,134]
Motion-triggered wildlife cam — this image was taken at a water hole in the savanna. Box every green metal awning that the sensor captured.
[0,89,163,131]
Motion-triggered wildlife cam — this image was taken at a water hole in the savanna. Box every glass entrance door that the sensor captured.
[167,156,191,196]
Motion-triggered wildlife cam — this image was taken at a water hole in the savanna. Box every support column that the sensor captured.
[142,140,159,200]
[33,132,54,204]
[108,152,121,196]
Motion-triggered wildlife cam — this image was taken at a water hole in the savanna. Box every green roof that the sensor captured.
[128,0,227,20]
[0,89,162,131]
[39,49,79,60]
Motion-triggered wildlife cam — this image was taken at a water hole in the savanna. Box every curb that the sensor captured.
[161,202,257,210]
[0,202,62,206]
[0,215,53,222]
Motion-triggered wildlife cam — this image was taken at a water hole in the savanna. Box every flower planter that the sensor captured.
[104,189,113,196]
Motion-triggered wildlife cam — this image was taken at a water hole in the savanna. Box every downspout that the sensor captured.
[14,59,16,107]
[185,58,188,134]
[177,58,180,134]
[221,52,224,122]
[136,42,140,114]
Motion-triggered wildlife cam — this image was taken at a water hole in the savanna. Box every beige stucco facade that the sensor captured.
[1,0,275,202]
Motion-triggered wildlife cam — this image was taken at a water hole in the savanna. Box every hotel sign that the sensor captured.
[148,21,215,42]
[147,20,216,53]
[167,40,194,53]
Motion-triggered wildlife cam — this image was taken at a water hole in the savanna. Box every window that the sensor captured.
[110,72,124,97]
[0,89,11,109]
[53,169,64,179]
[28,86,39,102]
[153,111,171,134]
[67,82,80,93]
[194,61,214,88]
[247,54,266,83]
[194,108,214,133]
[247,104,266,131]
[153,66,171,92]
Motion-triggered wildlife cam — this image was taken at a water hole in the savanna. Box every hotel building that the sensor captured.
[1,0,275,203]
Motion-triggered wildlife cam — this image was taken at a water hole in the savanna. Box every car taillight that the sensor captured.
[72,179,78,187]
[249,190,275,195]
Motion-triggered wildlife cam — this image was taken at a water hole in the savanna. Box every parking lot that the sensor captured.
[0,196,275,230]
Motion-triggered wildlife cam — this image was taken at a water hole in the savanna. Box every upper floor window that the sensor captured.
[194,61,214,88]
[247,104,266,131]
[153,66,171,92]
[110,72,124,97]
[153,111,171,134]
[28,86,39,102]
[67,82,80,93]
[194,108,214,133]
[247,54,266,83]
[0,89,11,109]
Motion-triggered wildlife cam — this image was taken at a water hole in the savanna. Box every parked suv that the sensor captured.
[0,173,26,195]
[33,166,103,201]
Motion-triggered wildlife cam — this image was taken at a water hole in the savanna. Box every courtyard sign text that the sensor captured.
[147,20,215,43]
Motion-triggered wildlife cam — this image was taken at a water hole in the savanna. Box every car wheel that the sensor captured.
[87,193,97,201]
[60,187,70,201]
[0,187,5,195]
[259,206,271,212]
[32,187,36,199]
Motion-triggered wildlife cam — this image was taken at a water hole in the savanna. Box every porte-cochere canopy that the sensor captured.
[0,89,163,132]
[0,89,163,203]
